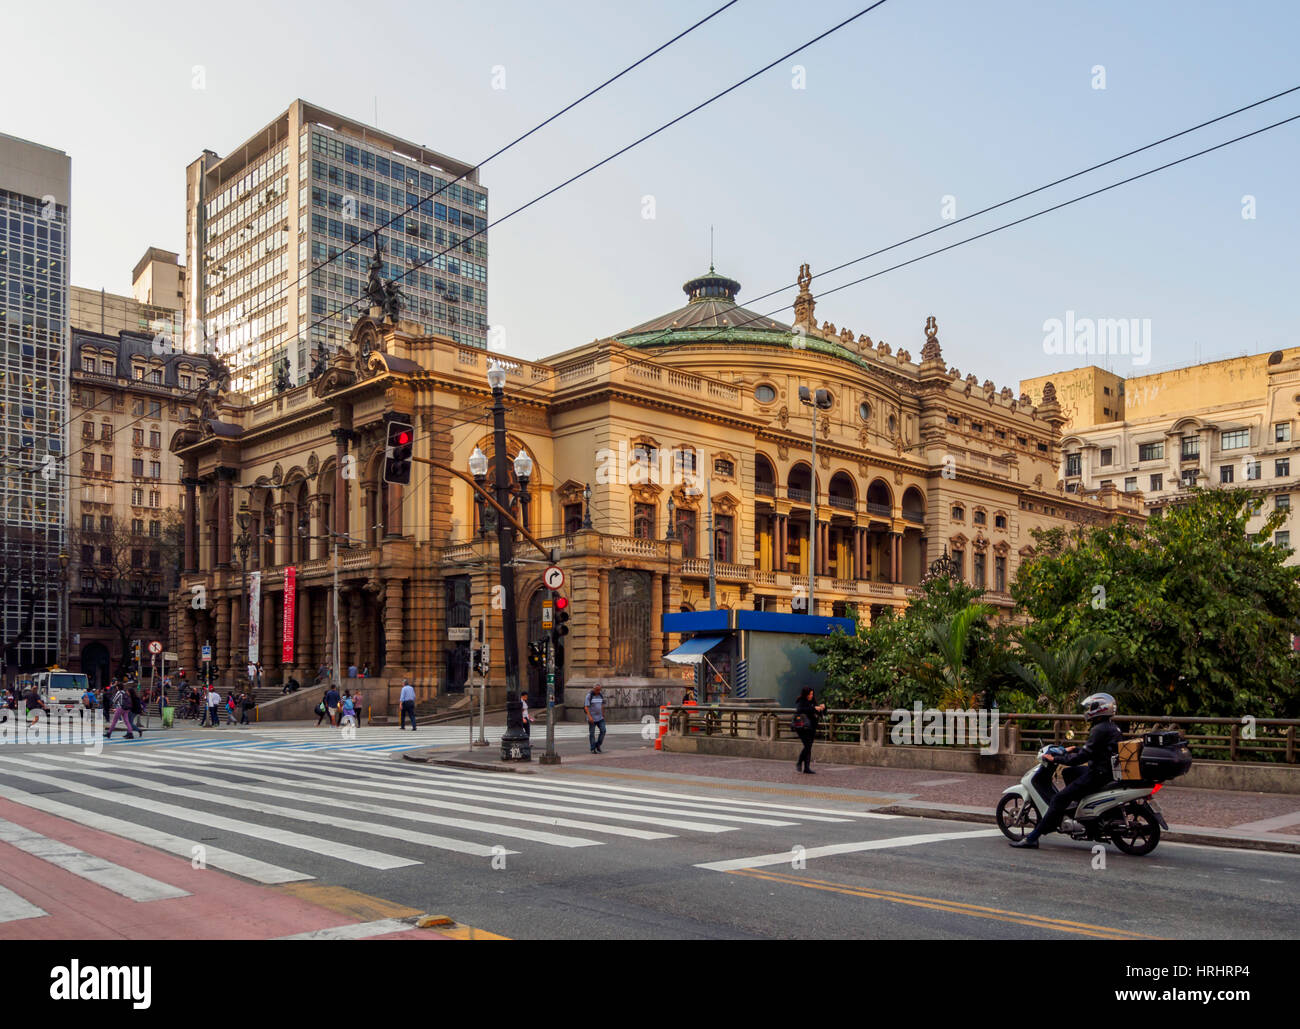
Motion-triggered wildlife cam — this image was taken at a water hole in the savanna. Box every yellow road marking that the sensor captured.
[277,884,423,921]
[730,868,1159,940]
[274,886,509,939]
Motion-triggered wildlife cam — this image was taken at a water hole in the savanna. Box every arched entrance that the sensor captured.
[80,642,111,691]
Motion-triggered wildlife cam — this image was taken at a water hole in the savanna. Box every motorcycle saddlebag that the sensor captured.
[1138,741,1192,781]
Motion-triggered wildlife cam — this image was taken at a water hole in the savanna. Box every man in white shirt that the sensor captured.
[399,680,417,731]
[206,687,222,728]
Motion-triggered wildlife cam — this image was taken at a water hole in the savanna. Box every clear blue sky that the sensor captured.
[12,0,1300,388]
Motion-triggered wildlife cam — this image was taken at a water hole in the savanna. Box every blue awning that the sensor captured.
[662,635,727,664]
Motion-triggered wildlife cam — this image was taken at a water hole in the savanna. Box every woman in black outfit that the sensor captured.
[794,686,826,774]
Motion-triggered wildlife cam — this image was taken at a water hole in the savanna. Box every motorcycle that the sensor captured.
[995,733,1191,856]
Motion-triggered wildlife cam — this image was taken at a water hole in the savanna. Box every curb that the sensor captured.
[876,804,1300,855]
[402,753,536,774]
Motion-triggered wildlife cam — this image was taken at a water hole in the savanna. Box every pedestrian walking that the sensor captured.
[521,691,531,739]
[792,686,826,774]
[351,687,364,729]
[585,683,606,753]
[126,683,144,736]
[206,686,222,728]
[399,679,417,731]
[314,690,330,727]
[324,684,340,726]
[340,691,356,728]
[104,684,134,739]
[239,690,253,724]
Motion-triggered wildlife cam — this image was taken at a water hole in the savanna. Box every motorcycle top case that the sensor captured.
[1142,729,1183,748]
[1138,741,1192,781]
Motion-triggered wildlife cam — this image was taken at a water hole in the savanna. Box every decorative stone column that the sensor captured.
[261,589,277,677]
[275,502,293,567]
[597,567,610,670]
[215,593,231,689]
[296,586,313,681]
[182,476,199,572]
[216,467,236,568]
[383,578,405,676]
[649,571,663,671]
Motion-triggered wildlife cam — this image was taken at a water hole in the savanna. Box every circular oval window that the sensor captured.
[754,384,776,404]
[888,414,897,434]
[859,401,871,421]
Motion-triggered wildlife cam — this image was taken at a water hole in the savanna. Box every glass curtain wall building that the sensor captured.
[186,100,487,403]
[0,133,70,672]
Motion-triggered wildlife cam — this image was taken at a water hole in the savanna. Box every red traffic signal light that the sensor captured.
[383,419,414,486]
[554,595,568,610]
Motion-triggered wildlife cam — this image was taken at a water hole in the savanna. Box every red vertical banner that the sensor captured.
[282,566,296,664]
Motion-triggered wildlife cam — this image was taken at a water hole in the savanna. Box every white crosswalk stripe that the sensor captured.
[83,748,673,842]
[122,722,645,755]
[34,753,600,850]
[0,883,46,924]
[0,789,311,885]
[4,754,527,858]
[0,756,419,870]
[0,817,188,902]
[0,738,882,892]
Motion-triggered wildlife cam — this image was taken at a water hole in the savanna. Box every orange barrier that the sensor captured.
[654,705,669,750]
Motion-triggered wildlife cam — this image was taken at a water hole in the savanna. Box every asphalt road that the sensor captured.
[0,723,1296,940]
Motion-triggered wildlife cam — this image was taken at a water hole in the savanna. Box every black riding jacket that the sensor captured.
[1062,718,1122,780]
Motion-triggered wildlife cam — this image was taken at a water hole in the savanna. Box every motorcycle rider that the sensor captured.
[1010,692,1122,849]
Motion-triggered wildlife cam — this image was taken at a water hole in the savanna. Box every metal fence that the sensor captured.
[664,706,1299,764]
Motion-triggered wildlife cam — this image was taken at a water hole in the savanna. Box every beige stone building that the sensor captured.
[67,251,213,686]
[170,264,1141,714]
[1023,351,1300,561]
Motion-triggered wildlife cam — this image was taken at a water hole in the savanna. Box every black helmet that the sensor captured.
[1081,692,1117,723]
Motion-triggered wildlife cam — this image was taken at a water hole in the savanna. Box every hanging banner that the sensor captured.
[248,570,262,664]
[282,566,296,664]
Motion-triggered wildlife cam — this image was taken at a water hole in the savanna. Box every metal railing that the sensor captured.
[663,706,1299,764]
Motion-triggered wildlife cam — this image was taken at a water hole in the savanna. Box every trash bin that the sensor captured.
[161,706,174,729]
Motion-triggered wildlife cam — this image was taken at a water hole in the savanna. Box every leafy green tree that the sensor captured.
[1013,489,1300,718]
[911,603,994,709]
[809,576,1002,709]
[1007,631,1117,714]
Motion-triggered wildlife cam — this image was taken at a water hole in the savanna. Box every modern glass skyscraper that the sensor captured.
[186,100,487,402]
[0,133,70,672]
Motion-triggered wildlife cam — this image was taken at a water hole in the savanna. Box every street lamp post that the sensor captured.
[58,552,69,668]
[236,502,252,692]
[798,386,833,617]
[487,363,529,762]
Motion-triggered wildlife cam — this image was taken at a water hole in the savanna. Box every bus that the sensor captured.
[32,669,92,710]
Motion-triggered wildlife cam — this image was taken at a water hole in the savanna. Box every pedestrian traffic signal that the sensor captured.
[383,418,414,485]
[527,640,545,669]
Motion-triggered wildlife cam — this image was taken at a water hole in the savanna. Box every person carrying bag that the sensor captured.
[792,686,826,775]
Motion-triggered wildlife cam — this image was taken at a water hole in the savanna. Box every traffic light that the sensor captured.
[551,593,570,643]
[383,418,414,485]
[527,641,545,669]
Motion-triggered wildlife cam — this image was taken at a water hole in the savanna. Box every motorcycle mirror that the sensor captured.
[1065,729,1075,740]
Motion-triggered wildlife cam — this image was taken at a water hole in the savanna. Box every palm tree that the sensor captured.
[1009,632,1116,714]
[913,604,993,710]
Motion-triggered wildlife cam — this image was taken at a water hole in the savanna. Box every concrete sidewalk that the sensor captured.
[403,739,1300,855]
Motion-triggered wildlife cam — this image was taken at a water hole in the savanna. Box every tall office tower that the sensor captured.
[0,133,71,673]
[185,99,488,402]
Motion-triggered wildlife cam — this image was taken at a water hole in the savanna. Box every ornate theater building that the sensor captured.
[170,264,1142,716]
